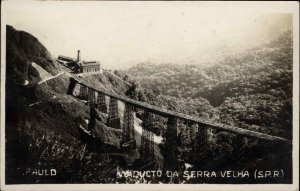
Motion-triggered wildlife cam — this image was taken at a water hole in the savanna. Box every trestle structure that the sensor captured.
[68,77,292,169]
[97,92,108,114]
[79,85,88,99]
[108,97,121,129]
[141,112,155,161]
[192,123,208,164]
[164,117,178,170]
[68,77,292,144]
[196,124,208,152]
[88,103,97,131]
[120,103,136,151]
[88,88,96,104]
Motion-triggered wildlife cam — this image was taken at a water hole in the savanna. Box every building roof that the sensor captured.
[81,60,100,67]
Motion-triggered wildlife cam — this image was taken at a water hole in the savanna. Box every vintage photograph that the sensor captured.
[1,1,299,190]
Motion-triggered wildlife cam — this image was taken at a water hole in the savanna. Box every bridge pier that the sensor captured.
[108,97,121,129]
[197,124,208,148]
[79,85,88,99]
[88,88,96,104]
[164,117,179,170]
[120,103,136,152]
[97,92,108,114]
[67,78,77,95]
[141,111,155,162]
[192,123,208,166]
[88,104,97,131]
[233,134,245,154]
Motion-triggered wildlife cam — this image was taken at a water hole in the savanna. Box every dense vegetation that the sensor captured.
[117,30,293,183]
[124,30,293,139]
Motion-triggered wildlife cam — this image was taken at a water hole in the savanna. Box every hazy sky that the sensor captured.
[3,1,294,69]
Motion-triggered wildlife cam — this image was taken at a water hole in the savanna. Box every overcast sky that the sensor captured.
[3,1,294,69]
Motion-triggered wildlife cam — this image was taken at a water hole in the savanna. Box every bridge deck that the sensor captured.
[71,77,292,144]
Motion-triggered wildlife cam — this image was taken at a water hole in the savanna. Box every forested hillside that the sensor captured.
[124,30,293,139]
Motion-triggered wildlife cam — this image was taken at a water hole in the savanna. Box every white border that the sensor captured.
[1,1,299,191]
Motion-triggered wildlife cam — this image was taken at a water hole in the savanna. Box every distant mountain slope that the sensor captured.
[125,30,292,105]
[125,30,292,138]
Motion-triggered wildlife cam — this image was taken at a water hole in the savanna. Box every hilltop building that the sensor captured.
[79,61,101,73]
[57,50,101,74]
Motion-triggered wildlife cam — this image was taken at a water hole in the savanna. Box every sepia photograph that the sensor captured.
[1,1,299,191]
